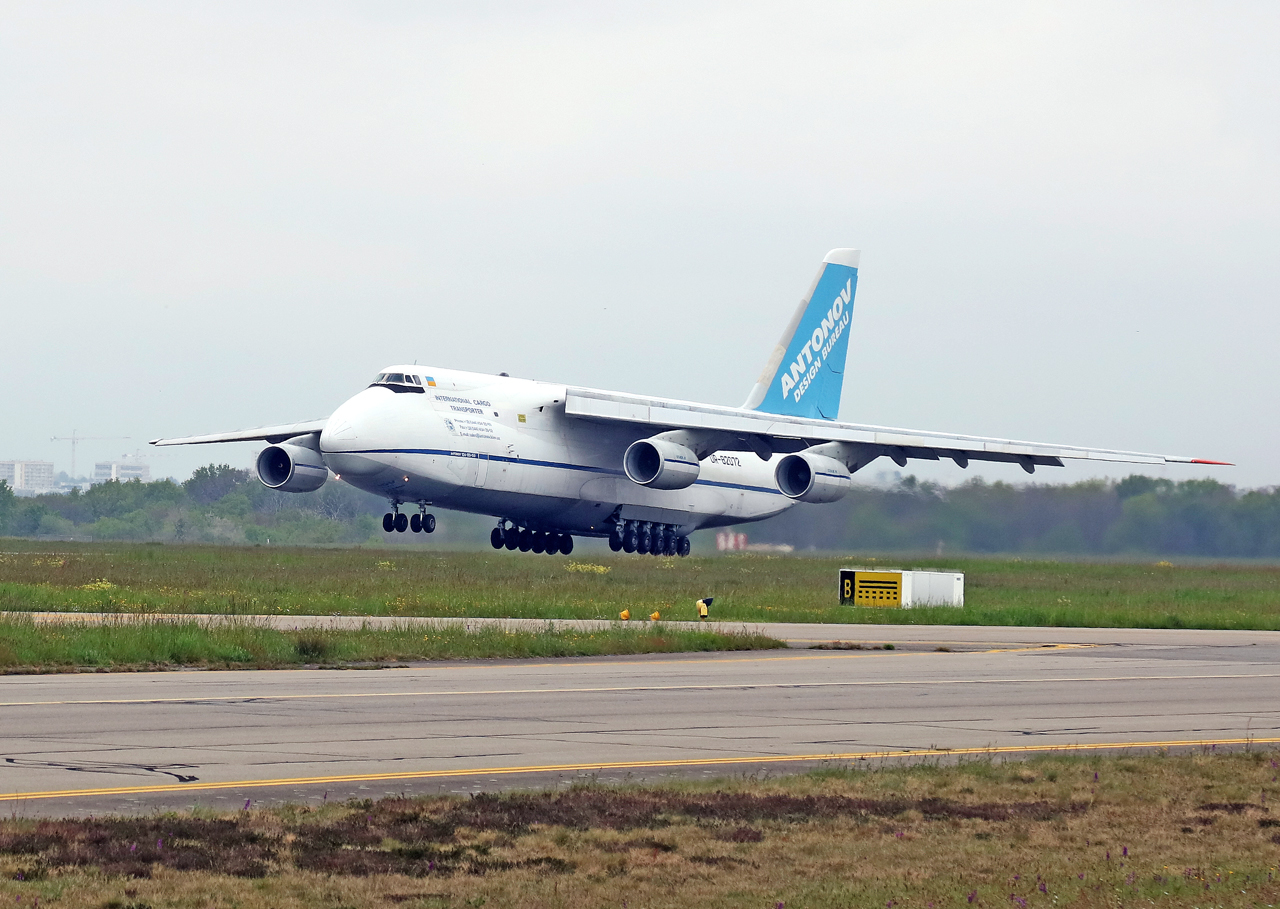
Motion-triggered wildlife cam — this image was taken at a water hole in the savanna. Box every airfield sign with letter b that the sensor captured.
[840,569,964,608]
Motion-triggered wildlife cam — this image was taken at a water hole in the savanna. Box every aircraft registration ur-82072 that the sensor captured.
[152,249,1229,557]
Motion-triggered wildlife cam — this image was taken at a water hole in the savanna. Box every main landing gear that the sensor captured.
[608,520,690,557]
[490,521,574,555]
[383,504,435,534]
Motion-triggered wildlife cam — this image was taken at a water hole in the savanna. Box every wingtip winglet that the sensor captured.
[1190,459,1234,466]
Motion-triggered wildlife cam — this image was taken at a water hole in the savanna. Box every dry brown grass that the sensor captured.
[3,750,1280,907]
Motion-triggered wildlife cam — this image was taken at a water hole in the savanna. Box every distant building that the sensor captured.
[715,530,749,551]
[93,455,151,484]
[0,460,56,492]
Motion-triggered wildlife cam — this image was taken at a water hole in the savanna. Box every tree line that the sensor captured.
[0,466,383,545]
[0,469,1274,556]
[749,474,1280,557]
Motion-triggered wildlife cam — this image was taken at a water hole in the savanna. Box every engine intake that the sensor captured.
[623,438,700,490]
[257,442,329,493]
[775,452,852,503]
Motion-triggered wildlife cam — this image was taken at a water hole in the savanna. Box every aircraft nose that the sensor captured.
[320,392,371,451]
[320,389,390,477]
[322,413,359,446]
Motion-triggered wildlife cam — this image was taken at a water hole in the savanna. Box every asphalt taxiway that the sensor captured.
[3,623,1278,815]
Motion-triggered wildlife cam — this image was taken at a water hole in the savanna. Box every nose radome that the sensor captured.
[320,394,371,450]
[326,417,356,441]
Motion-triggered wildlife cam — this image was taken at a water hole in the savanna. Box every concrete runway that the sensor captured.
[3,623,1279,816]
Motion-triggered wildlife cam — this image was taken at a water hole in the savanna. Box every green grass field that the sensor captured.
[0,614,782,671]
[2,540,1280,628]
[2,750,1278,908]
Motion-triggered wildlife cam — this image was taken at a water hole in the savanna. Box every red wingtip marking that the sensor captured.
[1191,459,1234,466]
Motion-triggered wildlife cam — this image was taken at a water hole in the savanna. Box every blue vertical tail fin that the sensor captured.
[742,249,859,420]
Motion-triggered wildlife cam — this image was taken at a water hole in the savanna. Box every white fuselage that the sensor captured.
[319,368,793,536]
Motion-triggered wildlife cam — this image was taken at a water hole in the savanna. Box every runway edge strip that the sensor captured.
[5,736,1279,802]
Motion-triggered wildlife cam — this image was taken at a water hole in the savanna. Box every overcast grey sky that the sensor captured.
[2,2,1275,488]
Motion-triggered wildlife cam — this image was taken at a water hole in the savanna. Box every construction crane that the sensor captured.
[50,431,131,481]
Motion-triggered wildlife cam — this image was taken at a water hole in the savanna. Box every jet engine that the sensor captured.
[256,442,329,493]
[774,452,852,503]
[623,438,701,490]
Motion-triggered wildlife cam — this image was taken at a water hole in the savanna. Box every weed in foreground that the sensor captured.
[0,615,784,671]
[3,752,1280,907]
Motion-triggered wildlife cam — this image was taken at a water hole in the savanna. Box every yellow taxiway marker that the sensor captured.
[4,737,1279,802]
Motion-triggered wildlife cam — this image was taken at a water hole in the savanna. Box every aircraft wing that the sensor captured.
[149,419,328,447]
[564,388,1229,472]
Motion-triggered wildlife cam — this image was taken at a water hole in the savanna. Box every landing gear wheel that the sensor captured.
[394,512,409,533]
[506,529,520,550]
[531,532,546,554]
[410,513,422,533]
[545,533,562,555]
[382,513,395,533]
[677,536,691,557]
[623,529,638,553]
[518,528,533,552]
[559,534,574,555]
[638,531,652,554]
[423,513,436,533]
[665,534,678,556]
[608,533,623,552]
[491,527,505,549]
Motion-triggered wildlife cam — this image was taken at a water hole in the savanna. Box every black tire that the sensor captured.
[423,513,436,533]
[665,534,678,556]
[638,531,651,554]
[608,534,623,552]
[394,512,408,533]
[382,513,394,533]
[505,529,520,550]
[531,532,546,554]
[678,536,691,557]
[559,534,574,555]
[410,513,422,533]
[623,530,638,553]
[491,528,505,549]
[518,528,533,552]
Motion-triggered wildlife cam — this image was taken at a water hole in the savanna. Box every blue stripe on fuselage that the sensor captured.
[332,447,784,496]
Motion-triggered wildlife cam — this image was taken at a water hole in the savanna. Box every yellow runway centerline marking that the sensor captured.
[2,670,1277,708]
[4,737,1279,802]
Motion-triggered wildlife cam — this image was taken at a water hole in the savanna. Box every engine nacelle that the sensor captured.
[774,452,852,503]
[257,443,329,493]
[623,438,701,490]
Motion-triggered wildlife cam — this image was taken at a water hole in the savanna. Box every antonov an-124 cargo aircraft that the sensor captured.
[152,249,1229,556]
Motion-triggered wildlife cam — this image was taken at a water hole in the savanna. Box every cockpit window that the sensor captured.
[369,371,427,393]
